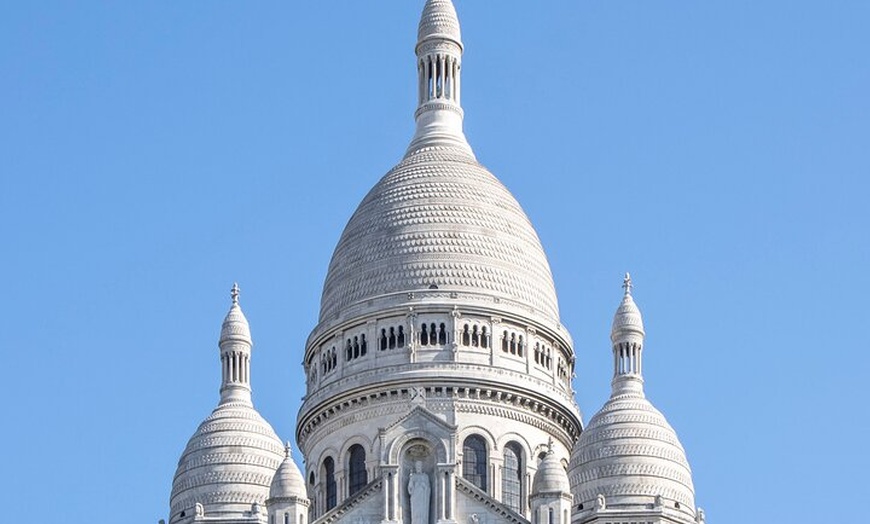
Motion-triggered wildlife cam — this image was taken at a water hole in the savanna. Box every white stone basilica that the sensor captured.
[165,2,705,524]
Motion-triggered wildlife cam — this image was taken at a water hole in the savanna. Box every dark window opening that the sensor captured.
[463,435,488,492]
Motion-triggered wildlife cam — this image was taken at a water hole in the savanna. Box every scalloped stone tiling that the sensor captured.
[418,0,462,42]
[320,147,560,324]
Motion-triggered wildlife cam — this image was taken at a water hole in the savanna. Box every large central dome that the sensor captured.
[319,145,560,324]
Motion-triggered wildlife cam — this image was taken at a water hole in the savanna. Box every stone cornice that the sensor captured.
[297,377,581,449]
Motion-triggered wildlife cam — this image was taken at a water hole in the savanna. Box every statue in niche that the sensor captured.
[408,461,431,524]
[595,494,606,511]
[195,503,204,518]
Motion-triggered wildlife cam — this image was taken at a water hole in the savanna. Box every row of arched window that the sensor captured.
[501,331,526,357]
[311,445,368,516]
[379,325,406,350]
[534,343,553,370]
[419,322,448,347]
[557,357,569,383]
[310,437,542,517]
[321,347,337,375]
[460,323,490,348]
[313,321,566,383]
[345,334,368,362]
[463,435,525,514]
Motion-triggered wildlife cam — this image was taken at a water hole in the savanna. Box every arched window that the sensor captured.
[284,513,290,524]
[503,442,523,513]
[398,326,405,347]
[463,435,488,492]
[348,444,368,496]
[438,323,447,345]
[324,457,337,510]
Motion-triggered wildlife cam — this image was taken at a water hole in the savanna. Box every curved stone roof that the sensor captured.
[169,401,284,523]
[611,290,644,340]
[532,450,570,495]
[418,0,461,43]
[568,391,696,516]
[268,445,307,501]
[318,146,560,325]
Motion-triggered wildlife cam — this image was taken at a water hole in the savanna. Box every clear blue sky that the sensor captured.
[1,1,867,522]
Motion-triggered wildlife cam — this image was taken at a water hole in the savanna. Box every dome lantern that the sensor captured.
[610,273,646,396]
[408,0,473,156]
[219,283,253,405]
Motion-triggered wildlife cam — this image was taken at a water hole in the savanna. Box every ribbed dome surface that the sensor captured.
[319,146,559,324]
[568,392,695,514]
[418,0,461,43]
[269,447,307,500]
[533,452,570,494]
[169,401,284,523]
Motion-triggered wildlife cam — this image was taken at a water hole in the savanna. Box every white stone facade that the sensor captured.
[164,3,705,524]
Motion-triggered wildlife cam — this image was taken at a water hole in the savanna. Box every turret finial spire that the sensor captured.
[219,282,253,405]
[610,273,646,396]
[622,273,633,296]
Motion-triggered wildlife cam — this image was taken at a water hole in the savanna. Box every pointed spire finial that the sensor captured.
[547,436,554,455]
[622,273,633,296]
[231,282,240,306]
[284,441,292,458]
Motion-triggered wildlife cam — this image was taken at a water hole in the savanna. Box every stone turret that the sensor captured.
[267,443,310,524]
[531,440,572,524]
[568,275,701,524]
[168,284,283,524]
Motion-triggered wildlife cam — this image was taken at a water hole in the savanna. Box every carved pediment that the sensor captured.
[380,405,457,464]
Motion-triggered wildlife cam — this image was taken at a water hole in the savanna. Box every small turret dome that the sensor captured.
[170,402,284,522]
[268,444,307,501]
[611,273,644,340]
[532,448,570,495]
[220,284,251,346]
[568,393,695,517]
[418,0,461,44]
